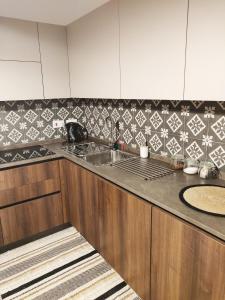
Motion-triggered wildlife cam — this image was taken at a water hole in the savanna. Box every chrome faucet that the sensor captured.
[105,117,119,150]
[105,116,113,148]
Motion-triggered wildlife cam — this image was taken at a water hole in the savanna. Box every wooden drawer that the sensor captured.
[0,220,3,246]
[0,193,64,245]
[0,160,61,207]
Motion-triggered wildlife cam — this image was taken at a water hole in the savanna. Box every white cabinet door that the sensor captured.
[67,0,120,99]
[0,17,40,62]
[119,0,188,100]
[184,0,225,101]
[0,61,43,100]
[38,24,70,99]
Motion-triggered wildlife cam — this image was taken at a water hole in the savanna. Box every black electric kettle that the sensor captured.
[65,122,88,143]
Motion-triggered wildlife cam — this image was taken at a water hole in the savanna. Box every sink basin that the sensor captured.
[83,150,136,166]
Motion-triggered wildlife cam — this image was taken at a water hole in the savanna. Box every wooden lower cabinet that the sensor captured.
[8,158,223,299]
[0,193,63,245]
[62,160,151,299]
[151,207,225,300]
[0,158,68,246]
[0,160,61,208]
[62,160,100,250]
[0,220,3,246]
[63,160,225,299]
[98,178,151,300]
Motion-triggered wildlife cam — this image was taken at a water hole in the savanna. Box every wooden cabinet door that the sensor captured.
[62,160,100,250]
[0,193,63,245]
[99,178,151,300]
[0,220,3,246]
[185,0,225,100]
[151,207,225,300]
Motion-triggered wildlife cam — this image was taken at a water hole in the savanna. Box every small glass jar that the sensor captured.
[198,161,218,179]
[183,158,199,174]
[170,154,184,170]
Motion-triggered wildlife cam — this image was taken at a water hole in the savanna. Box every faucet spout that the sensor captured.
[105,117,120,150]
[105,116,113,148]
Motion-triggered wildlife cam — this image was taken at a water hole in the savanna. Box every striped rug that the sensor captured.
[0,227,141,300]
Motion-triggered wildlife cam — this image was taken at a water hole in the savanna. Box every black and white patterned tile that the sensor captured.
[185,138,206,161]
[207,142,225,169]
[149,132,164,155]
[1,98,225,169]
[207,102,225,145]
[166,135,183,157]
[164,101,185,138]
[0,99,84,147]
[183,101,209,142]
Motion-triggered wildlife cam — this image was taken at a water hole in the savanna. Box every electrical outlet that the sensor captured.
[53,119,64,129]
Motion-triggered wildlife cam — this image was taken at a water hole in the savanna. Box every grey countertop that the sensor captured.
[1,140,225,242]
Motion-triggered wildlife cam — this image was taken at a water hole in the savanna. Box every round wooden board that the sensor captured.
[179,185,225,216]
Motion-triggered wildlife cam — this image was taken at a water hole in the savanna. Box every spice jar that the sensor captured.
[198,161,218,179]
[170,154,184,170]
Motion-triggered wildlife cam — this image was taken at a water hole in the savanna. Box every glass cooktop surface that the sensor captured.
[0,145,55,165]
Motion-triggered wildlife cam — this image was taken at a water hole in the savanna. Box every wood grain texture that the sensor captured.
[0,193,63,245]
[151,207,225,300]
[0,161,61,207]
[62,160,100,251]
[58,160,70,223]
[0,219,3,246]
[98,178,151,300]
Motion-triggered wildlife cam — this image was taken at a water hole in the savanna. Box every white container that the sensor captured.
[183,166,199,175]
[183,158,199,175]
[140,145,148,158]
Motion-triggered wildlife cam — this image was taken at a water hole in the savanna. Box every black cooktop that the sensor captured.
[0,145,55,165]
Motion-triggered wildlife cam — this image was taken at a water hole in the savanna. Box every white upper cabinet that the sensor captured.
[119,0,188,100]
[67,0,120,99]
[38,23,70,99]
[0,17,40,62]
[0,61,43,100]
[0,17,70,100]
[184,0,225,101]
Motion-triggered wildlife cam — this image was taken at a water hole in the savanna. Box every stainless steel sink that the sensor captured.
[83,150,136,166]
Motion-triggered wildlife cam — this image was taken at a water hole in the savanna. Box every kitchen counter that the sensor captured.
[1,140,225,242]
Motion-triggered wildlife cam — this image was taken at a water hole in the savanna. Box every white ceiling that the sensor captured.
[0,0,111,25]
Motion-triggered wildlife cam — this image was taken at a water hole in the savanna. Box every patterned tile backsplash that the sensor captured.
[0,99,225,169]
[0,99,83,146]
